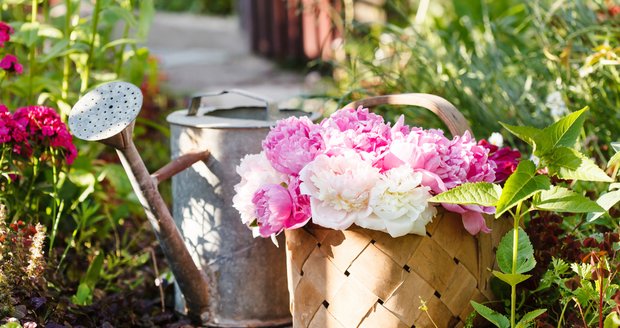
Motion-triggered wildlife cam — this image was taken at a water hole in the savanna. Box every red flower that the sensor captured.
[0,21,13,47]
[13,106,77,164]
[0,54,23,74]
[478,139,521,183]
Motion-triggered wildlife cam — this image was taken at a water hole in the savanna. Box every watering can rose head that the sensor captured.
[233,106,521,241]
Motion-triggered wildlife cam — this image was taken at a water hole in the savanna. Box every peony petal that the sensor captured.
[461,211,491,235]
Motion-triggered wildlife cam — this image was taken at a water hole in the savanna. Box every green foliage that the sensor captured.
[429,182,501,206]
[496,228,536,274]
[334,0,620,153]
[532,186,603,213]
[495,160,550,217]
[154,0,233,15]
[471,301,510,328]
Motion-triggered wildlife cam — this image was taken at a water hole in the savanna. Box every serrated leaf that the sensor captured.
[587,190,620,222]
[497,228,536,274]
[496,160,550,218]
[471,301,510,328]
[492,271,531,286]
[538,107,588,153]
[500,122,542,148]
[516,309,547,328]
[533,186,603,213]
[429,182,501,206]
[546,147,613,182]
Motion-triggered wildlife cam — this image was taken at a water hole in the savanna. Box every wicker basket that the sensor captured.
[284,94,511,328]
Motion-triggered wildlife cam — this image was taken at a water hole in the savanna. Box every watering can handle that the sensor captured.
[344,93,471,137]
[151,149,210,185]
[188,89,279,117]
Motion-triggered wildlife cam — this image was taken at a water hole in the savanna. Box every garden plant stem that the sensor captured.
[81,0,102,94]
[511,201,524,328]
[28,0,37,104]
[61,0,72,104]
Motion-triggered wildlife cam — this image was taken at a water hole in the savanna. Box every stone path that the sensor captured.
[147,12,312,107]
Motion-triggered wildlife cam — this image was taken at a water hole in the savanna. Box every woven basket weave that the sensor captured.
[284,94,511,328]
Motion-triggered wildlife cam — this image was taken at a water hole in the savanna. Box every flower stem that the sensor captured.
[61,0,73,108]
[510,201,524,328]
[28,0,38,104]
[48,147,60,252]
[80,0,102,94]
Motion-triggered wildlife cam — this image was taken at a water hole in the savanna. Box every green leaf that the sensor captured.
[532,186,604,213]
[102,6,138,27]
[500,122,542,148]
[0,322,23,328]
[496,228,536,274]
[71,283,93,306]
[14,22,40,47]
[516,309,547,328]
[471,301,510,328]
[137,0,155,41]
[83,251,105,289]
[492,271,531,286]
[101,38,138,51]
[38,39,70,63]
[604,312,620,328]
[546,147,613,182]
[38,23,63,39]
[608,151,620,169]
[429,182,501,206]
[496,160,550,218]
[587,189,620,222]
[538,107,588,153]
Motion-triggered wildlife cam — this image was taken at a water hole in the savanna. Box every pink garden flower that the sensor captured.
[253,184,294,237]
[479,139,521,183]
[320,106,397,162]
[232,152,288,226]
[0,54,23,74]
[299,151,381,230]
[263,116,324,175]
[251,177,311,238]
[0,22,13,47]
[0,104,30,155]
[12,106,77,164]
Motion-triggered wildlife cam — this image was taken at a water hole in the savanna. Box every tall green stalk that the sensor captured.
[28,0,38,104]
[80,0,102,94]
[61,0,73,106]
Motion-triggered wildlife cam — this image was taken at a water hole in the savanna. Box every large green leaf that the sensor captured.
[532,186,604,213]
[516,309,547,328]
[604,312,620,328]
[496,228,536,274]
[499,122,542,148]
[429,182,501,206]
[471,301,510,328]
[538,107,588,153]
[546,147,613,182]
[137,0,155,41]
[587,189,620,222]
[496,160,550,218]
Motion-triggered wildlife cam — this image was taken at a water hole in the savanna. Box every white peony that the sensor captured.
[232,152,288,226]
[357,165,437,237]
[299,152,381,230]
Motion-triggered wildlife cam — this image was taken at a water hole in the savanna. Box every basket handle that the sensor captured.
[344,93,471,136]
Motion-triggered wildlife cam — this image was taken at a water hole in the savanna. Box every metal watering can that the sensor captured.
[69,82,320,327]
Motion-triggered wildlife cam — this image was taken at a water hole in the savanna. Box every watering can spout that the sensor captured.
[68,81,212,324]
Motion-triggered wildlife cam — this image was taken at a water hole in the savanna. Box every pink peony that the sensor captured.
[299,151,381,230]
[0,54,23,74]
[253,184,294,237]
[13,106,77,164]
[232,152,288,226]
[286,176,312,229]
[442,203,494,235]
[320,106,398,162]
[263,116,324,175]
[0,22,13,47]
[479,139,520,183]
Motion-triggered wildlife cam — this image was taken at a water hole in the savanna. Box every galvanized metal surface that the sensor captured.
[168,104,320,327]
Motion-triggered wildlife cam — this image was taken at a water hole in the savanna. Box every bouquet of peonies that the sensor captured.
[233,107,520,242]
